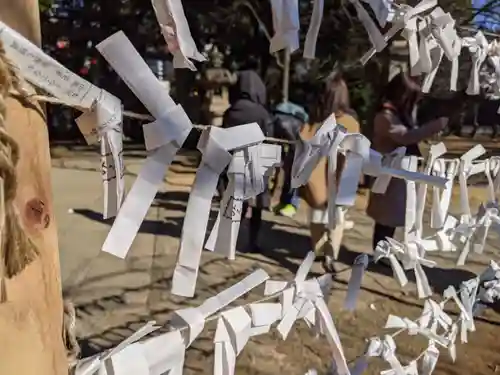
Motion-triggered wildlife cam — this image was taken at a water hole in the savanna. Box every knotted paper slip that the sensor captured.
[264,252,350,375]
[97,31,193,259]
[360,0,438,65]
[151,0,206,70]
[463,32,489,96]
[74,269,270,375]
[0,22,125,219]
[292,115,447,230]
[205,143,281,259]
[172,124,265,297]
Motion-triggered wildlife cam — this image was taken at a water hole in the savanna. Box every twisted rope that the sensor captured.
[63,300,80,368]
[0,40,38,278]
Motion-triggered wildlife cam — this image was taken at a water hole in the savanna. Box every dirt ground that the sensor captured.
[51,136,500,375]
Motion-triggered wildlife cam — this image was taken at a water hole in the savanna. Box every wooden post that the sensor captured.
[0,1,67,374]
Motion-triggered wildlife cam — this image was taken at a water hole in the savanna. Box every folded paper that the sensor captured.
[172,124,265,297]
[0,21,125,219]
[97,31,193,259]
[206,144,281,259]
[151,0,206,70]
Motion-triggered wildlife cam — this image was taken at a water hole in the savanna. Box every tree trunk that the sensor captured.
[0,1,67,375]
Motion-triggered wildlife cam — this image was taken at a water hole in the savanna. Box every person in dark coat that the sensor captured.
[220,70,274,253]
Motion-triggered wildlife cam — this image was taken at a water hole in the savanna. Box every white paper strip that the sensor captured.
[344,254,369,311]
[304,0,324,59]
[151,0,206,70]
[172,124,265,297]
[463,32,489,95]
[269,0,300,53]
[206,144,281,259]
[213,306,252,375]
[0,22,126,219]
[97,31,193,259]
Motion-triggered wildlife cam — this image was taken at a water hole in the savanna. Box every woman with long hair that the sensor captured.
[366,71,448,250]
[302,71,360,272]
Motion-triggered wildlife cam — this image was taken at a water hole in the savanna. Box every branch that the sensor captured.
[232,0,284,68]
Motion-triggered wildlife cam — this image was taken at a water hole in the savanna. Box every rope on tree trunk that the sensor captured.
[63,300,80,369]
[0,40,38,278]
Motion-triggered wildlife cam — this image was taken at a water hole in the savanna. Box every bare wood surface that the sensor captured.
[0,1,67,374]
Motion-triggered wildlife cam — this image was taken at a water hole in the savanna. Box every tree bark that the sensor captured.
[0,1,67,374]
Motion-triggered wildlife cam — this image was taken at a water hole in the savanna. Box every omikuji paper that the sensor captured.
[151,0,206,70]
[97,31,192,259]
[0,21,126,218]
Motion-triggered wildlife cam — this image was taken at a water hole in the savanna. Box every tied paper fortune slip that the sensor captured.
[171,124,266,297]
[0,21,125,219]
[205,143,282,260]
[151,0,206,70]
[97,31,193,259]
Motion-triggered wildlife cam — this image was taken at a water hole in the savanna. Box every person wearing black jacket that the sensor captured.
[219,70,274,253]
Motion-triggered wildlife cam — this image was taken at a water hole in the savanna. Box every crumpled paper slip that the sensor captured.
[291,113,341,189]
[269,0,300,53]
[344,254,369,311]
[74,321,160,375]
[0,22,126,219]
[463,31,489,96]
[172,124,265,297]
[458,277,479,343]
[213,306,252,375]
[151,0,206,70]
[385,314,447,347]
[360,0,438,65]
[478,261,500,304]
[470,201,500,254]
[428,7,462,91]
[264,252,350,375]
[418,299,453,339]
[360,336,406,375]
[402,17,420,76]
[420,342,440,375]
[96,31,193,259]
[385,237,435,299]
[374,240,408,287]
[304,0,324,58]
[206,143,281,259]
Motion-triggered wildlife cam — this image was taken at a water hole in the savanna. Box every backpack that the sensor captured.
[272,102,309,141]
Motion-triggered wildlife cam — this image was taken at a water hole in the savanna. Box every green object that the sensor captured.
[278,204,297,218]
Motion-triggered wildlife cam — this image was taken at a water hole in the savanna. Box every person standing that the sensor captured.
[272,101,309,218]
[221,70,274,253]
[302,72,361,273]
[366,72,448,250]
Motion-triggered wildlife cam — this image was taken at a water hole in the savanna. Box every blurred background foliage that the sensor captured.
[39,0,500,139]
